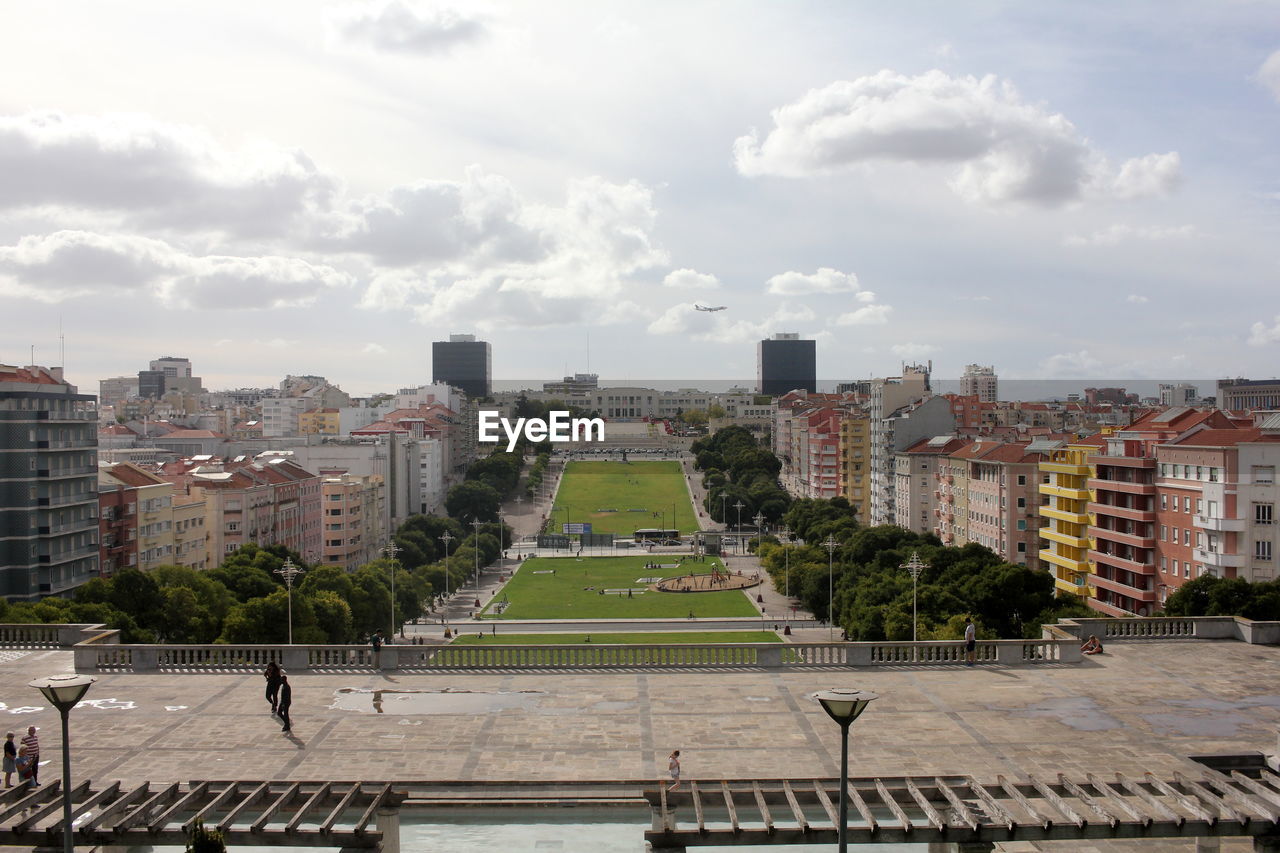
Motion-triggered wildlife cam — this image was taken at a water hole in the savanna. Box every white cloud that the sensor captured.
[833,304,892,326]
[1039,349,1103,377]
[329,2,488,56]
[1258,50,1280,102]
[0,230,352,309]
[766,267,861,296]
[734,70,1180,207]
[1126,294,1149,304]
[362,342,388,354]
[0,112,334,235]
[663,268,721,290]
[891,342,938,358]
[1064,223,1196,247]
[648,302,815,344]
[1249,316,1280,346]
[357,174,670,328]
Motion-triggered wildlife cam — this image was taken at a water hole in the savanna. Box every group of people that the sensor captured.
[2,727,39,789]
[263,661,293,733]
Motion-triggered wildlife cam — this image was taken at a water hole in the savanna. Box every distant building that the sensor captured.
[138,370,166,400]
[320,473,386,570]
[149,356,204,395]
[1159,383,1199,407]
[0,365,99,600]
[543,373,599,397]
[1085,387,1137,406]
[960,364,998,403]
[99,376,139,409]
[432,334,492,399]
[757,333,816,396]
[1217,378,1280,412]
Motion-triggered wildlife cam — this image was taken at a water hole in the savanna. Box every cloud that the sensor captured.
[0,112,335,235]
[362,342,388,354]
[1258,50,1280,102]
[1249,316,1280,346]
[766,267,864,296]
[663,268,721,290]
[356,174,670,328]
[329,2,488,56]
[1126,294,1149,304]
[1064,223,1196,247]
[1038,349,1103,377]
[832,304,892,326]
[891,342,938,358]
[733,70,1180,207]
[0,230,352,309]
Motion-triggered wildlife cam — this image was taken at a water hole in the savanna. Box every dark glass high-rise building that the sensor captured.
[432,334,492,399]
[757,333,816,396]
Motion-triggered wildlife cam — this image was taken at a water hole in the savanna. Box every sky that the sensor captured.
[1,1,1279,396]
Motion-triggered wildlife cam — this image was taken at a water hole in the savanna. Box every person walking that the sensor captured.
[667,750,682,793]
[3,732,15,788]
[278,675,293,733]
[19,727,38,786]
[264,661,284,715]
[964,617,977,666]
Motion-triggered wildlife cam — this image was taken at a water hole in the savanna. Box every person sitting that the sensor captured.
[1081,635,1104,655]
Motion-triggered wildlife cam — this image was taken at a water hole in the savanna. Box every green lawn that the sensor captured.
[552,460,697,535]
[482,555,759,619]
[452,631,781,645]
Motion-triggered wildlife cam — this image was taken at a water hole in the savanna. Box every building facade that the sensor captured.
[757,333,816,396]
[959,365,998,403]
[432,334,492,399]
[0,365,99,600]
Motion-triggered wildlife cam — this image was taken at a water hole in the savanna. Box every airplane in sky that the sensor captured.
[694,304,727,312]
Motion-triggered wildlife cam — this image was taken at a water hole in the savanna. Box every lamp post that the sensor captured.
[899,551,929,645]
[779,526,791,600]
[471,519,483,590]
[30,674,95,853]
[815,688,878,853]
[719,493,728,529]
[734,500,745,553]
[384,542,401,639]
[823,536,838,642]
[274,558,304,645]
[439,531,455,613]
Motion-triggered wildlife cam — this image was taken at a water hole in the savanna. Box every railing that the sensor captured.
[1051,615,1280,645]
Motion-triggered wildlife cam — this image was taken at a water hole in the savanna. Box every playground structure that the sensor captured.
[653,565,761,593]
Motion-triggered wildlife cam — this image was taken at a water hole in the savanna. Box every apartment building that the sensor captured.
[895,436,966,535]
[838,412,872,523]
[1038,437,1104,601]
[959,364,998,403]
[871,394,954,525]
[0,365,99,600]
[300,408,341,436]
[321,473,386,570]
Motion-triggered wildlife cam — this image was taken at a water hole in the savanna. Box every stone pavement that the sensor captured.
[3,640,1277,797]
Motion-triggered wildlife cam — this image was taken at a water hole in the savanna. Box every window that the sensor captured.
[1172,526,1179,542]
[1253,466,1276,485]
[1017,542,1026,553]
[1196,499,1203,514]
[1183,529,1191,546]
[1160,525,1167,541]
[1017,475,1026,486]
[1172,560,1179,575]
[1161,556,1167,571]
[1017,497,1026,508]
[1257,541,1273,561]
[1184,563,1191,578]
[1196,532,1204,549]
[1256,503,1274,525]
[1161,494,1168,510]
[1017,519,1026,531]
[1183,497,1191,512]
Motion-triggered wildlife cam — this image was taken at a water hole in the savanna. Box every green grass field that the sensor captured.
[482,555,759,619]
[452,631,781,645]
[552,460,697,535]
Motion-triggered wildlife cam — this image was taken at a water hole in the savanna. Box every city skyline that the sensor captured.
[2,2,1280,392]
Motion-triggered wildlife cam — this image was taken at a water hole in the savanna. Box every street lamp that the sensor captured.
[471,519,483,590]
[383,541,401,639]
[779,526,792,601]
[815,688,878,853]
[734,500,745,553]
[274,558,304,645]
[29,674,95,853]
[823,536,838,642]
[899,551,929,645]
[719,493,728,529]
[439,531,455,620]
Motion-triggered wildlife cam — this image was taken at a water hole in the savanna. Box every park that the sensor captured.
[547,459,697,535]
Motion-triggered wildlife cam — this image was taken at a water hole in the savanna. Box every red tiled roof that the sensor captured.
[157,429,227,439]
[1170,428,1278,447]
[0,365,62,385]
[104,463,166,487]
[98,424,136,436]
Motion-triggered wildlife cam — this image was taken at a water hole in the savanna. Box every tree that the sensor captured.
[445,481,501,524]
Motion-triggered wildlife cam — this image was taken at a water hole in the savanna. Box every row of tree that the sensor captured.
[757,519,1092,640]
[1162,574,1280,620]
[692,426,792,525]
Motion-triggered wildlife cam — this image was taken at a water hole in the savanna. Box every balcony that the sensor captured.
[1092,527,1156,550]
[1089,573,1157,603]
[1088,502,1155,523]
[1089,549,1152,575]
[1194,548,1246,569]
[1039,484,1091,501]
[37,493,98,508]
[1088,455,1155,469]
[1195,514,1245,533]
[38,543,99,564]
[1052,573,1095,597]
[1040,505,1090,524]
[1039,548,1090,573]
[1042,461,1091,476]
[37,466,97,479]
[1041,528,1090,549]
[1088,478,1154,496]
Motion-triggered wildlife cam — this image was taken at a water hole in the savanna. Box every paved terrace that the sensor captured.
[2,640,1277,790]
